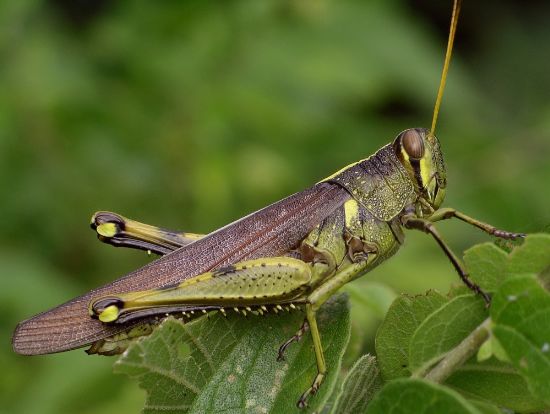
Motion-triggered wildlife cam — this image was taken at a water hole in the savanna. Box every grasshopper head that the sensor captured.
[394,128,447,211]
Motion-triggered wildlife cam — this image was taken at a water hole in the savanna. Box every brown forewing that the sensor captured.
[12,183,350,355]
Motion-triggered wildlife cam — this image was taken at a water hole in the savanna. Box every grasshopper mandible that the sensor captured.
[12,0,523,408]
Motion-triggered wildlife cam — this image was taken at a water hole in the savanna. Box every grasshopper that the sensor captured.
[12,0,523,408]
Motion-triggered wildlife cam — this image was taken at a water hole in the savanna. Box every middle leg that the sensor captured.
[296,257,373,408]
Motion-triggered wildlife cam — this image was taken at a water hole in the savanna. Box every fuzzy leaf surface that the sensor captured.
[464,243,507,292]
[375,291,447,380]
[330,354,383,414]
[491,274,550,405]
[408,294,488,376]
[365,378,481,414]
[115,294,351,414]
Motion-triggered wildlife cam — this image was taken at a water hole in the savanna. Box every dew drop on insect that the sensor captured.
[542,343,549,353]
[507,295,517,302]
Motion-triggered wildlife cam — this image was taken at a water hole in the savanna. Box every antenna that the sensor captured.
[430,0,462,135]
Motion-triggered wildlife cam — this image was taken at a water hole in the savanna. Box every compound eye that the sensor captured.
[402,129,425,159]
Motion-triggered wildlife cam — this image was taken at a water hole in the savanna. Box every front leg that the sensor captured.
[428,208,525,239]
[401,214,491,304]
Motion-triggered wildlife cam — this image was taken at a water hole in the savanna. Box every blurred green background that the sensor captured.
[1,0,549,413]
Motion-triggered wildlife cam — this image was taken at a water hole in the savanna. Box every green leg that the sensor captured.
[429,208,525,239]
[296,304,327,409]
[91,211,204,255]
[402,214,491,303]
[296,259,372,408]
[90,256,315,323]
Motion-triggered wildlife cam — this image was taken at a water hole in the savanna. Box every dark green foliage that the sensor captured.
[376,290,447,379]
[491,273,550,405]
[366,378,481,414]
[115,294,350,414]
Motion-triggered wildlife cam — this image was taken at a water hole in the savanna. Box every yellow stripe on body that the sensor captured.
[419,157,430,189]
[181,232,203,240]
[400,146,430,190]
[319,156,373,183]
[343,199,360,229]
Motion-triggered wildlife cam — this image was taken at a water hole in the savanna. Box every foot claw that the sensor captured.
[473,285,492,306]
[277,319,308,362]
[277,340,293,362]
[296,375,323,409]
[492,229,525,240]
[297,389,312,409]
[481,291,492,307]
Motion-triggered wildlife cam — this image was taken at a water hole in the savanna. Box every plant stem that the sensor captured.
[423,317,492,383]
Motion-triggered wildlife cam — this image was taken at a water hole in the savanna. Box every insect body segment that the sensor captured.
[323,143,415,221]
[89,148,407,406]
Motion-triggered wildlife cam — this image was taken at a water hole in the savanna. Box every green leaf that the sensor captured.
[365,378,482,414]
[464,243,507,291]
[345,281,396,319]
[344,282,396,367]
[445,358,547,412]
[330,354,383,414]
[114,294,351,414]
[492,326,550,406]
[467,400,502,414]
[409,294,488,376]
[375,291,447,380]
[488,335,509,363]
[491,275,550,350]
[462,234,550,292]
[491,274,550,405]
[507,233,550,275]
[476,339,492,362]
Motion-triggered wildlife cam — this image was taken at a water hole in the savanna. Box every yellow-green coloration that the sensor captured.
[92,258,315,322]
[320,158,365,183]
[396,130,447,215]
[343,199,360,229]
[323,143,415,221]
[90,211,205,255]
[180,232,203,241]
[96,222,118,238]
[98,305,120,323]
